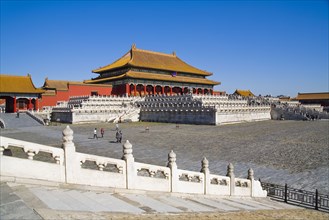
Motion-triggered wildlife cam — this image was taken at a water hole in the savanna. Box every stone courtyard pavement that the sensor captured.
[2,181,329,220]
[1,120,328,194]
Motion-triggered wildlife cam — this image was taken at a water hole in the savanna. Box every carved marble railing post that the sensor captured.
[167,150,177,192]
[201,157,210,194]
[62,125,77,184]
[248,168,254,197]
[226,163,235,196]
[122,140,135,189]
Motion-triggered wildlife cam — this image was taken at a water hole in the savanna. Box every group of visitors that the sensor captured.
[92,123,123,143]
[93,128,104,139]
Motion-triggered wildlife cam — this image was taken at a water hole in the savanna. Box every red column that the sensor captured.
[134,84,137,96]
[170,87,173,96]
[144,85,147,96]
[201,89,204,95]
[125,84,130,96]
[153,85,156,95]
[182,87,184,94]
[35,99,39,111]
[28,98,32,110]
[13,97,17,113]
[161,86,164,95]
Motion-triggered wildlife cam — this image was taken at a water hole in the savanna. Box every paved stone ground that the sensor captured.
[3,181,328,220]
[1,120,328,194]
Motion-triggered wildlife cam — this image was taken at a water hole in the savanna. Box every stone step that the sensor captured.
[1,182,303,220]
[0,113,42,129]
[27,185,295,214]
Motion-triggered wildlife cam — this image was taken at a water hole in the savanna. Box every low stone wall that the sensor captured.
[140,94,271,125]
[51,108,73,123]
[51,95,142,124]
[140,108,216,125]
[216,110,271,125]
[0,126,267,197]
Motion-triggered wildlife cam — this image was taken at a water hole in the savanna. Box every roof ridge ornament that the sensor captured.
[132,43,136,50]
[172,51,176,56]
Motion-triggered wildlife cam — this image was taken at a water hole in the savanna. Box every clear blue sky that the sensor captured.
[1,0,328,97]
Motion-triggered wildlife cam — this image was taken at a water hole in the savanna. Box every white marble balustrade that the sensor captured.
[0,126,267,197]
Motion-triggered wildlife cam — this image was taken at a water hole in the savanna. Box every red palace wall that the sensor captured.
[39,84,112,108]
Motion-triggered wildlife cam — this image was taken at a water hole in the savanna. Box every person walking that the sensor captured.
[118,130,122,143]
[100,128,104,138]
[93,128,98,139]
[115,130,120,143]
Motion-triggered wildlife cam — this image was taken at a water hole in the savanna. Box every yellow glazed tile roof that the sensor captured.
[42,90,56,96]
[0,74,44,94]
[92,46,212,76]
[296,92,329,100]
[85,71,220,86]
[234,89,255,97]
[44,78,113,89]
[43,79,80,91]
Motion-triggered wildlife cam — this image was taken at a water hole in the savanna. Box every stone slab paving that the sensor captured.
[83,191,144,213]
[1,181,304,219]
[157,195,218,212]
[0,183,42,220]
[186,197,241,211]
[123,194,183,213]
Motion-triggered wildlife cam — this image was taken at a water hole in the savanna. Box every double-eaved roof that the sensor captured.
[0,74,44,94]
[93,45,212,76]
[89,45,220,86]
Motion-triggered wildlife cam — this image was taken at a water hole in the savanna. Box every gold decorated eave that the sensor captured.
[85,71,220,86]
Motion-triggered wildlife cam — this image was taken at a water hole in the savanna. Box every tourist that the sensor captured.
[118,130,122,143]
[100,128,104,138]
[93,128,98,139]
[115,123,119,131]
[16,110,20,118]
[115,130,120,143]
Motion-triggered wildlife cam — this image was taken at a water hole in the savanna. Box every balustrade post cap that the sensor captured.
[123,140,132,149]
[62,125,73,136]
[62,125,74,144]
[202,157,209,166]
[248,168,254,180]
[168,149,176,158]
[228,163,234,169]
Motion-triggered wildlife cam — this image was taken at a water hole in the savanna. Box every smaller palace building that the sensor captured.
[40,78,112,108]
[85,44,220,96]
[0,74,44,113]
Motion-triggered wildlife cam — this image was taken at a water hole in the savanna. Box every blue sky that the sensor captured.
[1,0,328,97]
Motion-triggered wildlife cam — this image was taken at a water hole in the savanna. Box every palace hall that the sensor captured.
[0,74,44,112]
[84,44,220,96]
